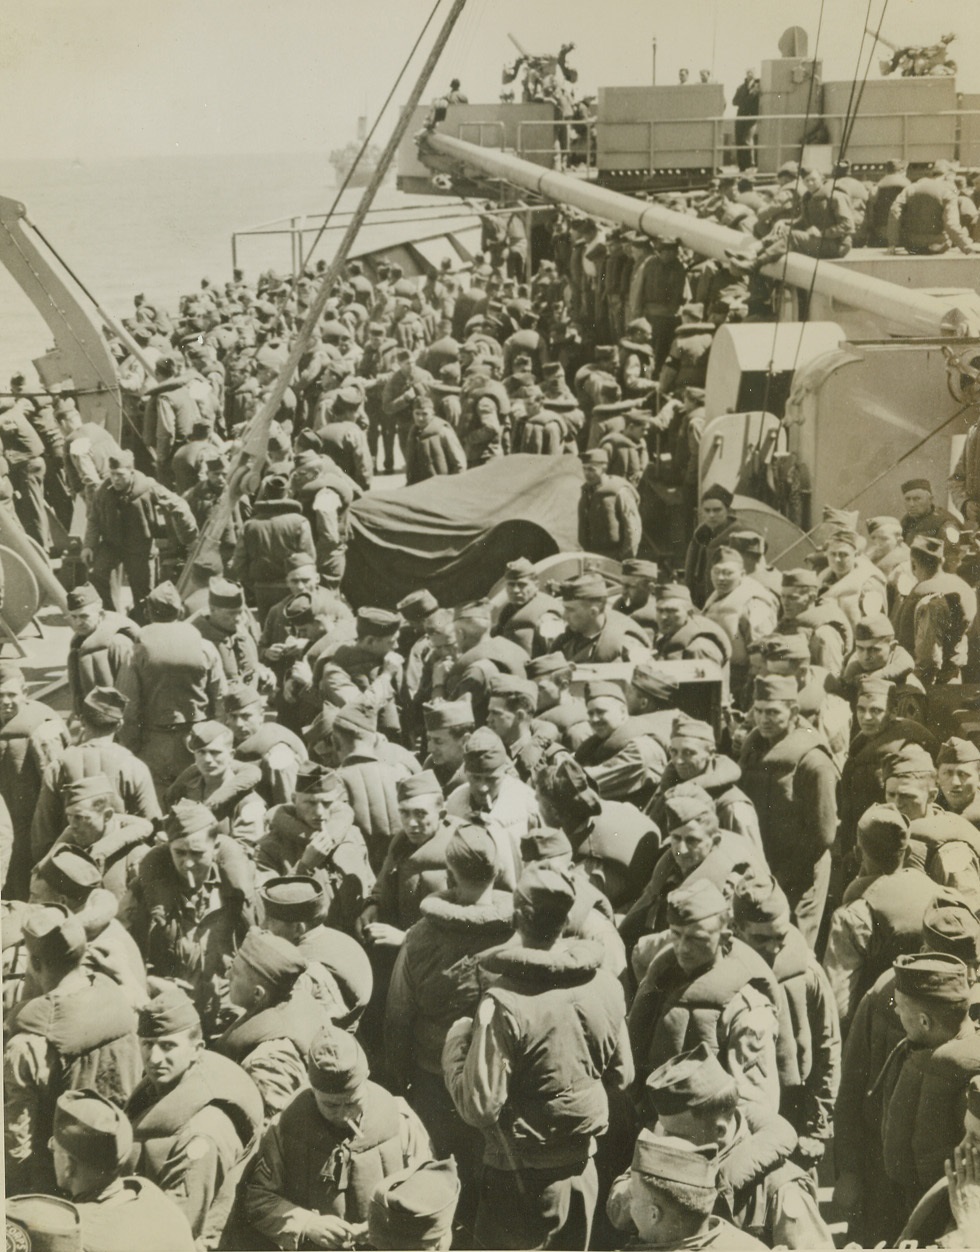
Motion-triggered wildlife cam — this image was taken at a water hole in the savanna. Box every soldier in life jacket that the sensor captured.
[442,599,528,725]
[555,571,652,664]
[837,612,924,699]
[760,632,851,772]
[835,896,980,1247]
[237,1023,431,1250]
[191,577,270,692]
[214,927,341,1118]
[45,1088,196,1252]
[627,878,781,1108]
[775,566,853,677]
[485,674,560,784]
[64,582,141,719]
[4,905,142,1194]
[880,953,980,1238]
[127,985,263,1245]
[825,804,939,1029]
[576,680,669,808]
[653,582,732,669]
[738,674,839,950]
[490,557,564,659]
[704,548,780,706]
[893,534,978,687]
[166,720,266,850]
[613,558,660,639]
[577,446,642,562]
[0,659,70,900]
[937,736,980,828]
[525,653,590,750]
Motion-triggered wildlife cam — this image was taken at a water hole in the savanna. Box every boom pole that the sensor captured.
[417,129,979,339]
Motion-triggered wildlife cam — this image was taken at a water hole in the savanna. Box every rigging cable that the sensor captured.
[300,0,444,272]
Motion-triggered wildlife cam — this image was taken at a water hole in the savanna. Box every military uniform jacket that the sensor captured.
[85,472,198,556]
[230,500,316,590]
[192,613,262,687]
[370,819,458,929]
[118,621,224,741]
[73,1176,195,1252]
[67,612,140,716]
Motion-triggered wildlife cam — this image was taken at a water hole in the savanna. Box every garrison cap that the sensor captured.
[882,743,936,778]
[662,782,716,828]
[396,589,439,623]
[62,774,117,807]
[827,527,859,550]
[237,927,306,994]
[857,803,911,860]
[81,685,128,725]
[910,535,944,559]
[295,761,345,796]
[752,674,798,702]
[701,483,734,508]
[901,478,932,494]
[893,952,970,1004]
[866,515,902,536]
[632,1129,718,1188]
[488,674,539,705]
[208,577,244,609]
[763,634,809,662]
[670,716,715,745]
[6,1195,82,1252]
[526,653,572,678]
[54,1088,133,1171]
[514,863,576,925]
[107,449,135,469]
[164,799,218,841]
[453,599,493,623]
[308,1024,370,1093]
[855,615,895,641]
[585,680,627,705]
[923,897,980,963]
[462,726,509,772]
[938,737,980,765]
[645,1042,737,1115]
[369,1157,460,1251]
[780,568,818,590]
[261,876,324,923]
[580,447,610,466]
[559,573,609,600]
[445,823,498,881]
[356,607,400,636]
[855,675,894,698]
[65,583,101,610]
[187,720,234,751]
[631,660,681,702]
[36,846,102,896]
[422,696,475,731]
[333,702,377,735]
[396,770,443,801]
[223,682,265,713]
[146,581,184,621]
[655,581,693,603]
[621,559,659,579]
[731,869,790,925]
[504,557,537,581]
[285,551,318,572]
[137,984,201,1037]
[22,904,87,964]
[728,530,766,557]
[666,878,729,926]
[283,593,315,626]
[521,828,574,862]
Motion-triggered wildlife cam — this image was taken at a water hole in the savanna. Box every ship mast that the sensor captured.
[177,0,469,597]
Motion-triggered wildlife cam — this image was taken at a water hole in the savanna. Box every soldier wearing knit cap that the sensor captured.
[491,558,564,658]
[824,803,938,1025]
[443,862,631,1251]
[937,736,980,826]
[684,484,741,608]
[30,684,161,868]
[48,1088,196,1252]
[876,952,980,1233]
[127,985,262,1242]
[738,674,838,949]
[627,876,781,1108]
[240,1023,430,1250]
[555,572,651,664]
[4,904,142,1194]
[899,476,959,548]
[445,726,538,890]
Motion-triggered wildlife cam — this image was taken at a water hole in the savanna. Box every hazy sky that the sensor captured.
[3,0,980,160]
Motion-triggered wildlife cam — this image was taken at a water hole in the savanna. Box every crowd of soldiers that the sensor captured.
[7,151,980,1252]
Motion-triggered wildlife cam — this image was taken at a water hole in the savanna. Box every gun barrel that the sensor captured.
[507,32,531,59]
[865,25,900,52]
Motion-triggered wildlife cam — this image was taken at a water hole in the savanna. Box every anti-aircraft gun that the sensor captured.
[867,27,957,78]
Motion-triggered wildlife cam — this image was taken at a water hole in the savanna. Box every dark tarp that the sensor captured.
[342,454,583,609]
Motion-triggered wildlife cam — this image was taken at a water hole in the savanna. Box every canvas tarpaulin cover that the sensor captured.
[342,454,583,608]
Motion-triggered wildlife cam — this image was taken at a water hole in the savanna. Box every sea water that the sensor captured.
[0,150,455,386]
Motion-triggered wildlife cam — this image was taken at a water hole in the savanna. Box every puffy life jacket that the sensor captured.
[854,869,939,1002]
[272,1083,402,1223]
[339,755,403,872]
[659,614,733,663]
[492,592,562,656]
[128,1050,263,1181]
[237,500,314,587]
[214,991,336,1065]
[479,939,627,1167]
[883,1033,980,1198]
[130,622,218,728]
[631,938,778,1078]
[518,412,564,456]
[908,811,980,877]
[770,927,817,1093]
[10,975,142,1150]
[0,701,63,823]
[600,432,645,482]
[67,613,140,711]
[579,477,632,552]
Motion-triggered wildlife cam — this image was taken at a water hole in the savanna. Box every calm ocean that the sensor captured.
[0,150,462,386]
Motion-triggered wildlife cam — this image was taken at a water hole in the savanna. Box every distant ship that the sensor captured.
[330,114,390,188]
